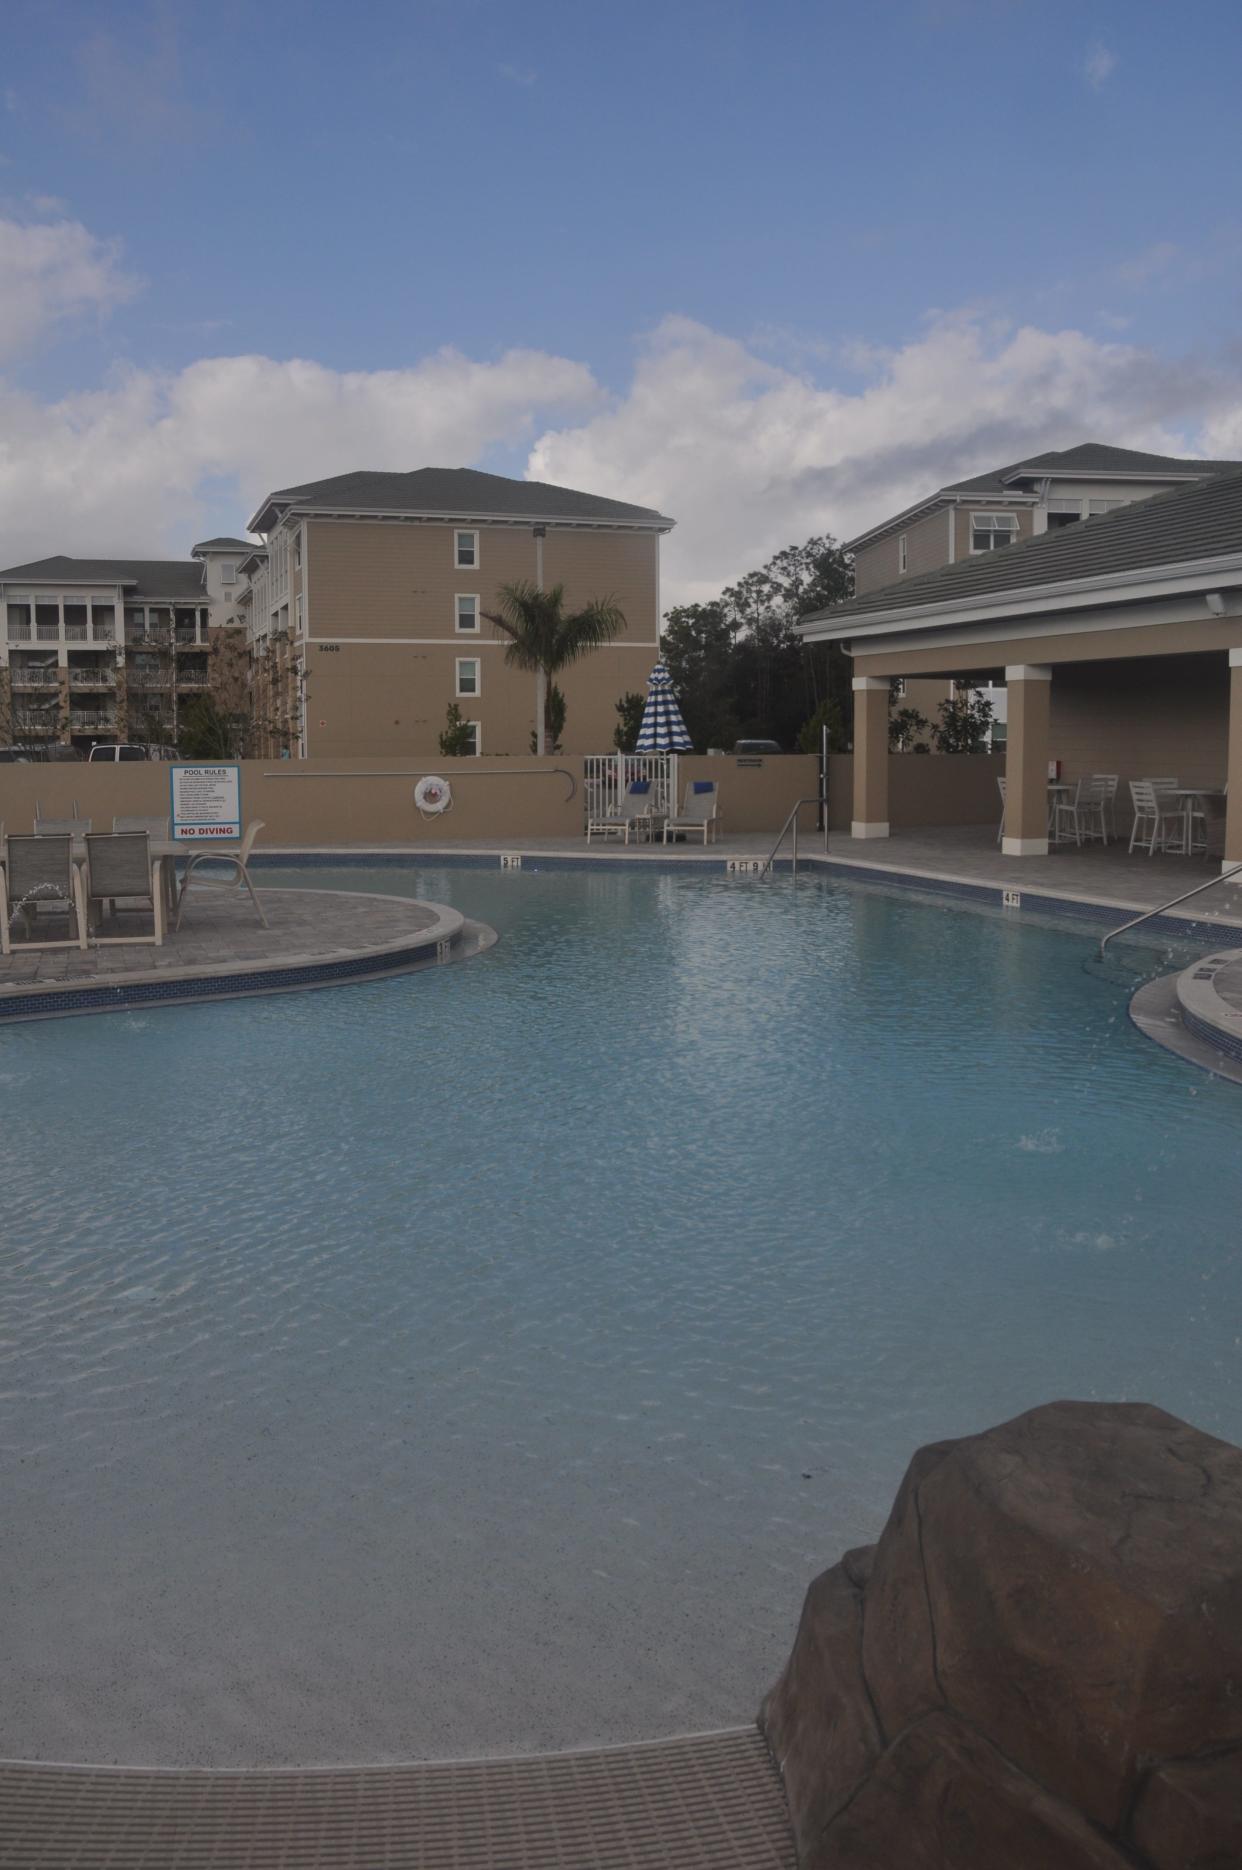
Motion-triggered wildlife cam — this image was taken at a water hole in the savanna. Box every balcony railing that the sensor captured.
[69,709,115,730]
[13,712,58,735]
[126,669,171,687]
[177,672,210,689]
[64,624,88,642]
[7,625,32,642]
[10,666,59,687]
[36,625,60,642]
[69,671,117,690]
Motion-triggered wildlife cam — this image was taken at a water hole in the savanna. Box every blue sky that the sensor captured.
[3,0,1241,598]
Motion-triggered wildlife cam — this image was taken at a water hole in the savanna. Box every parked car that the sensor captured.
[88,743,150,763]
[0,747,34,762]
[733,738,783,755]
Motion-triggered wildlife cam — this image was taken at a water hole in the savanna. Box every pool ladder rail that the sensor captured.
[759,797,828,879]
[1098,861,1242,959]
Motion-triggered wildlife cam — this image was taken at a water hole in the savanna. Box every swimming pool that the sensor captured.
[3,864,1240,1768]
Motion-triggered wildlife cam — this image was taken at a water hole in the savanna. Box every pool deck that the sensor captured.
[0,884,479,1022]
[0,1727,795,1870]
[254,823,1242,934]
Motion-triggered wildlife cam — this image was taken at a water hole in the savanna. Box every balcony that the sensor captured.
[7,625,32,643]
[177,671,210,689]
[126,668,171,688]
[13,712,58,736]
[10,665,59,688]
[69,709,115,731]
[69,670,117,691]
[64,623,88,643]
[36,624,60,643]
[174,630,201,648]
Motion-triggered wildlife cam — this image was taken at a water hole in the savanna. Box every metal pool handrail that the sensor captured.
[1097,862,1242,959]
[759,797,827,879]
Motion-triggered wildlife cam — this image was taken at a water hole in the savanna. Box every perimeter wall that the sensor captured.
[0,752,1003,844]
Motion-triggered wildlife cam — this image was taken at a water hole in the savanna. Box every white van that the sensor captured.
[88,743,150,763]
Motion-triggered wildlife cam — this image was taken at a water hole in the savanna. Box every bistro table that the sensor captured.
[1171,788,1227,856]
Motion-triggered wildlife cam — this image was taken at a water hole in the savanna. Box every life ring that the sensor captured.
[414,775,453,817]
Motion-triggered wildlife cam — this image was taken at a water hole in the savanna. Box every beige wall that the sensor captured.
[301,519,660,758]
[823,752,1005,830]
[1049,655,1229,810]
[854,614,1242,680]
[0,754,819,845]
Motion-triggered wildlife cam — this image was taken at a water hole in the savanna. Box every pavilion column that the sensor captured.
[1225,650,1242,871]
[1001,664,1052,856]
[851,676,890,839]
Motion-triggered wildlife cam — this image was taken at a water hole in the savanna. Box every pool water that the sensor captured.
[2,865,1240,1767]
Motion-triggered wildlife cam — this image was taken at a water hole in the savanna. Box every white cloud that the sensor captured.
[529,315,1227,605]
[0,215,138,359]
[1083,42,1118,89]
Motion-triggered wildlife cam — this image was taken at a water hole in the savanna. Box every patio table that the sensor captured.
[1171,788,1227,856]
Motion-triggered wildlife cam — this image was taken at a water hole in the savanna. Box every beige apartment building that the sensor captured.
[239,467,674,759]
[0,541,246,756]
[849,443,1241,745]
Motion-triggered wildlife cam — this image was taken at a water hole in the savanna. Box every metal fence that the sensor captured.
[583,752,680,827]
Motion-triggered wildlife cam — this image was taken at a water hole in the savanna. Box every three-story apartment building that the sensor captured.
[240,467,674,758]
[0,541,246,756]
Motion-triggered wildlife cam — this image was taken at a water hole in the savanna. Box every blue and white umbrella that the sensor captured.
[634,662,692,752]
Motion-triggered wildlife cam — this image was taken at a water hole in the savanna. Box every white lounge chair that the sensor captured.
[0,833,88,954]
[85,832,164,946]
[662,782,719,845]
[587,782,657,845]
[173,820,267,930]
[1129,779,1181,855]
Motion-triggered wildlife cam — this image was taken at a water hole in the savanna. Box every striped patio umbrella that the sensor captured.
[634,662,693,752]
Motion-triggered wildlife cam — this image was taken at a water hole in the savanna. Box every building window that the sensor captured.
[1088,498,1128,517]
[456,657,480,697]
[455,594,479,632]
[461,720,481,755]
[898,533,907,574]
[455,529,479,569]
[1045,501,1081,531]
[295,595,303,634]
[221,561,237,584]
[970,513,1019,553]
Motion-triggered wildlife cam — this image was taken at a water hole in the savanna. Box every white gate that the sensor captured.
[584,752,680,827]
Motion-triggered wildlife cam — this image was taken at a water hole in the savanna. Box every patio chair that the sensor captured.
[85,833,163,946]
[1052,776,1110,848]
[587,781,657,845]
[113,815,171,838]
[1129,779,1182,855]
[1090,774,1120,840]
[0,834,88,955]
[173,820,267,931]
[996,776,1006,846]
[33,816,91,836]
[662,781,720,845]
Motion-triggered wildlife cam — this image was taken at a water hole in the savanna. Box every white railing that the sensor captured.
[584,752,680,828]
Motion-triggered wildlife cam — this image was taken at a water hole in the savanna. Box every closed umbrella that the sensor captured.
[634,662,692,752]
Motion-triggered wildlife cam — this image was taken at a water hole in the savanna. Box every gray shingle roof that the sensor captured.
[191,537,254,553]
[252,466,673,530]
[0,556,207,600]
[942,442,1241,496]
[806,467,1242,628]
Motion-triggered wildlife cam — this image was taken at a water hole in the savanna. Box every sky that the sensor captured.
[2,0,1241,606]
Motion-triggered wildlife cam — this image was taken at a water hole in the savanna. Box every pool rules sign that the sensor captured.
[169,764,242,842]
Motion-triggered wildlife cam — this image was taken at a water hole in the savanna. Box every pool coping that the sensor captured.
[0,888,491,1025]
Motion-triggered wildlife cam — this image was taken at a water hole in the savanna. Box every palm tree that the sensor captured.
[483,581,626,755]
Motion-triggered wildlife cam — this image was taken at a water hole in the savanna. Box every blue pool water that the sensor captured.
[2,865,1240,1767]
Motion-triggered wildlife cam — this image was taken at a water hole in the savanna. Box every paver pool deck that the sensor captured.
[0,884,485,1021]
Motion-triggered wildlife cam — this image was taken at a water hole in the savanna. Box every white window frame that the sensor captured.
[898,533,908,574]
[969,512,1020,554]
[455,656,481,698]
[454,593,480,633]
[462,719,481,755]
[220,561,237,585]
[455,529,479,570]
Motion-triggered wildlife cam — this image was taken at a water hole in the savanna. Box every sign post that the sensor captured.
[169,764,242,842]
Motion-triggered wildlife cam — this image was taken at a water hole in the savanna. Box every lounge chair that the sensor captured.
[33,816,91,836]
[85,832,164,946]
[173,820,267,931]
[0,834,88,954]
[113,815,171,839]
[587,781,657,845]
[662,781,719,845]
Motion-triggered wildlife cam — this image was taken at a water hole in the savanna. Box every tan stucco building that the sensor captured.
[847,444,1241,749]
[240,467,674,759]
[802,466,1242,866]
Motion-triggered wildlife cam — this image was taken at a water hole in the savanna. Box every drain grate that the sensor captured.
[0,1728,794,1869]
